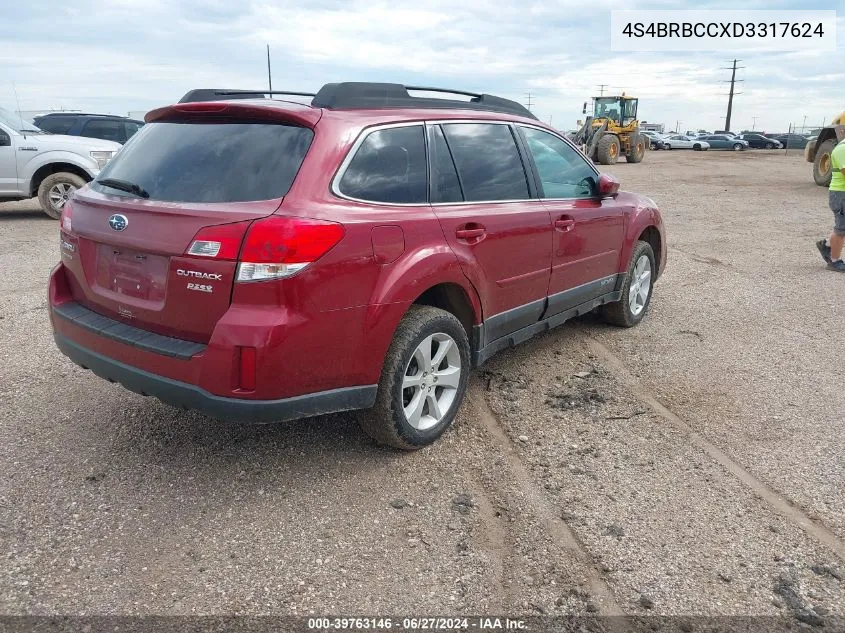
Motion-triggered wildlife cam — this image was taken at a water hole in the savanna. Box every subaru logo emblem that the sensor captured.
[108,214,128,231]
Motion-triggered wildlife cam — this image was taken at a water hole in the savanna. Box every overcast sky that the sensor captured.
[2,0,842,133]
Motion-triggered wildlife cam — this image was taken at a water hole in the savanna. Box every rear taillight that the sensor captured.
[235,216,344,282]
[61,201,73,232]
[185,221,251,261]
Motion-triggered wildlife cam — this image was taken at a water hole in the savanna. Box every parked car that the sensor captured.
[714,130,739,138]
[48,82,666,450]
[33,113,144,144]
[737,133,782,149]
[640,130,666,149]
[771,133,811,149]
[700,135,749,151]
[0,107,121,218]
[661,135,710,151]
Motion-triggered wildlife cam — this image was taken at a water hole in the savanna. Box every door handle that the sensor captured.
[554,218,576,232]
[456,226,486,240]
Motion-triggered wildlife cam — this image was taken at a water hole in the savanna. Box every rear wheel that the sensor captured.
[626,134,645,163]
[693,144,702,151]
[813,139,835,187]
[596,134,620,165]
[359,306,470,450]
[602,241,655,328]
[37,172,86,219]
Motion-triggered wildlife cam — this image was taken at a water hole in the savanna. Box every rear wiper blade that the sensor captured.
[98,178,150,199]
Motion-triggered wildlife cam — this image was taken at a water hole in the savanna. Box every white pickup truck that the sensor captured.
[0,107,121,218]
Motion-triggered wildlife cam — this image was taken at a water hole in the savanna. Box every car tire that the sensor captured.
[732,143,744,151]
[765,142,774,149]
[602,241,656,328]
[693,144,701,151]
[358,305,470,450]
[813,139,835,187]
[596,134,620,165]
[38,172,87,219]
[664,143,672,150]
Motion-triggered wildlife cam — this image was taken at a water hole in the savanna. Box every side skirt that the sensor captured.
[471,290,622,368]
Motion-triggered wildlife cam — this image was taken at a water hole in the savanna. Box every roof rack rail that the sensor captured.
[311,82,536,119]
[179,83,536,120]
[178,89,316,104]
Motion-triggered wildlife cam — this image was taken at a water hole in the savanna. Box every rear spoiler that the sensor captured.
[144,101,323,128]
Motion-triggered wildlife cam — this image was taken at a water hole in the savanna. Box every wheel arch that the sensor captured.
[29,161,93,198]
[637,225,663,277]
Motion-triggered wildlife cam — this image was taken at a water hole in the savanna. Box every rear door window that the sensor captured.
[337,125,427,204]
[81,119,125,143]
[520,126,596,199]
[441,123,529,202]
[91,122,314,203]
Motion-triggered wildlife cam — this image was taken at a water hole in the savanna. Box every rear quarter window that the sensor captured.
[37,117,75,134]
[91,121,314,203]
[337,125,427,204]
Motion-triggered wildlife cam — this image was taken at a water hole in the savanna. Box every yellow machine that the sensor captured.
[573,94,646,165]
[806,111,845,186]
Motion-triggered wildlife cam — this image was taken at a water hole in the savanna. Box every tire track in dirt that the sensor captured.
[469,482,509,610]
[468,384,625,616]
[586,336,845,564]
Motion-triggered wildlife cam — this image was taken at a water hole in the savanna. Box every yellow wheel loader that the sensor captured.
[573,95,646,165]
[806,111,845,186]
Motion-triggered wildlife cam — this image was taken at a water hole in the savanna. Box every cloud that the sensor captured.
[0,0,840,132]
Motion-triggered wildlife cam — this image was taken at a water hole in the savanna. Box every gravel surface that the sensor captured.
[1,150,843,622]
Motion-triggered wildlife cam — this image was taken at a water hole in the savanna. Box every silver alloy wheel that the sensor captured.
[402,332,461,431]
[733,144,743,151]
[628,255,652,317]
[48,182,77,212]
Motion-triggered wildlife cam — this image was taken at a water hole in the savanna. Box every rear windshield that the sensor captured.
[91,121,313,203]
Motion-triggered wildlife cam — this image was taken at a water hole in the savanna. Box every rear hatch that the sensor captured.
[60,109,315,343]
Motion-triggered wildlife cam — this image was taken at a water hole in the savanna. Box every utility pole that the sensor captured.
[266,44,272,91]
[524,93,534,111]
[752,116,758,130]
[722,59,744,132]
[596,84,609,97]
[801,115,807,134]
[675,120,681,133]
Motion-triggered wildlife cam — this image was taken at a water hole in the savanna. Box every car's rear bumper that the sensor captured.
[54,331,376,423]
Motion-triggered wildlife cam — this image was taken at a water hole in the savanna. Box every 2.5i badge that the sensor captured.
[187,283,213,293]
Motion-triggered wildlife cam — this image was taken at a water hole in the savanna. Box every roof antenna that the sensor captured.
[12,82,27,138]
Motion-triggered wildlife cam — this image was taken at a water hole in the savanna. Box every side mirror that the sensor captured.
[598,173,620,198]
[582,102,588,115]
[0,132,10,147]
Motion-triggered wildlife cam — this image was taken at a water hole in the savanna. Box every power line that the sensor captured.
[721,59,745,132]
[524,93,534,111]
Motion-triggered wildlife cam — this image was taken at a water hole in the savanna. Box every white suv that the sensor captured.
[0,107,121,218]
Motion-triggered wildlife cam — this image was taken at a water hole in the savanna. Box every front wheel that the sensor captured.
[733,143,744,151]
[693,144,701,151]
[664,143,672,150]
[765,142,774,149]
[359,306,470,450]
[602,241,656,328]
[37,172,87,219]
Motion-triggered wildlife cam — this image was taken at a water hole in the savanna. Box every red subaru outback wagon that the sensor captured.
[49,82,666,449]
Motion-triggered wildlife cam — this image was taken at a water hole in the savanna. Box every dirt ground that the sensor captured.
[1,150,843,625]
